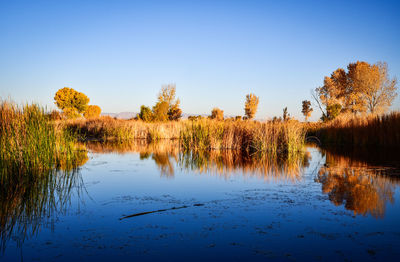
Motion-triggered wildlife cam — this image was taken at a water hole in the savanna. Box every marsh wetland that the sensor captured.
[1,141,400,261]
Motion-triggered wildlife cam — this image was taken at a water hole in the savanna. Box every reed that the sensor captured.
[180,119,306,156]
[65,117,306,156]
[310,112,400,148]
[0,101,85,177]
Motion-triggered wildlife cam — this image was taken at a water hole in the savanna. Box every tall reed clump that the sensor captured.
[314,112,400,148]
[180,119,306,156]
[0,101,85,176]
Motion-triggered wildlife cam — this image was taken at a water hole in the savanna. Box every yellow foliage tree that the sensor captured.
[54,87,90,118]
[157,84,182,120]
[244,93,259,120]
[84,105,101,119]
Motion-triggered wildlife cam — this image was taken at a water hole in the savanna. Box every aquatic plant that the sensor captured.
[0,101,86,176]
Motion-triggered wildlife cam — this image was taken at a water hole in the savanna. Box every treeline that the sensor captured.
[136,84,261,122]
[50,60,398,124]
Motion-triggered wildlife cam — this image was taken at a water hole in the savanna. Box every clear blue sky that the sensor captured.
[1,0,399,120]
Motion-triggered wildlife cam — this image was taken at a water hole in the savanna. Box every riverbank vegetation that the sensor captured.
[0,101,87,176]
[62,117,306,155]
[308,111,400,148]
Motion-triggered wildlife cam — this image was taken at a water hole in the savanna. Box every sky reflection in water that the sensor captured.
[1,141,400,261]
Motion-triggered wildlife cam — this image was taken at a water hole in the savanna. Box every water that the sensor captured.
[1,142,400,261]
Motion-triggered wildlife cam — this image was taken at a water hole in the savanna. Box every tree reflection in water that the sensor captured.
[0,151,88,253]
[316,147,400,218]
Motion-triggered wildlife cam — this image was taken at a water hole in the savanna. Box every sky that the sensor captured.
[0,0,399,120]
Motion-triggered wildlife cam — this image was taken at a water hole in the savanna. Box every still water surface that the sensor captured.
[1,142,400,261]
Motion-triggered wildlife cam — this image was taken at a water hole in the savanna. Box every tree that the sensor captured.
[244,93,259,120]
[138,105,154,122]
[301,100,313,121]
[157,84,182,120]
[84,105,101,119]
[62,107,80,119]
[54,87,89,115]
[325,103,342,121]
[314,61,397,120]
[348,62,397,114]
[153,101,169,121]
[211,108,224,121]
[168,103,182,121]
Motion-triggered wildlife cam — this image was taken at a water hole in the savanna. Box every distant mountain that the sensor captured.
[101,112,137,119]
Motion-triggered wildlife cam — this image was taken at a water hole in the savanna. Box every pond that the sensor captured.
[1,141,400,261]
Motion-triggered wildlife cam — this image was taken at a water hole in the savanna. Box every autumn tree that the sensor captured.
[157,84,182,120]
[54,87,89,117]
[301,100,313,121]
[210,108,224,121]
[153,101,169,121]
[62,107,81,119]
[244,93,259,120]
[314,61,397,121]
[84,105,101,119]
[138,105,154,122]
[348,62,397,114]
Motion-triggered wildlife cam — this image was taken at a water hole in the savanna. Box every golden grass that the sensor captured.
[308,112,400,147]
[64,117,306,156]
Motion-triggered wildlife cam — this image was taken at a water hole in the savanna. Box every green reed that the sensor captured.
[0,101,85,177]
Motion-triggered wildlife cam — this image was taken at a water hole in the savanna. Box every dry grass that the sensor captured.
[308,112,400,148]
[59,116,182,141]
[63,117,306,156]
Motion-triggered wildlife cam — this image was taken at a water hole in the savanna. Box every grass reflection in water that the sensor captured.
[0,154,88,253]
[86,140,310,182]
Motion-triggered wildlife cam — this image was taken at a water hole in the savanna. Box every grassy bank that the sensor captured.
[60,117,181,141]
[309,112,400,148]
[64,118,306,156]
